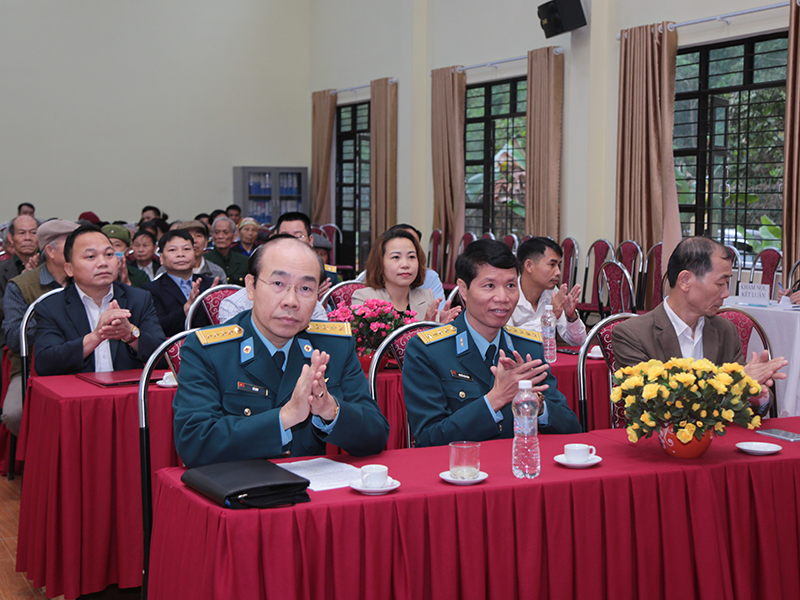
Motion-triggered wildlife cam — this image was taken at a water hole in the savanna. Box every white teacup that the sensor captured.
[161,371,177,386]
[588,346,603,359]
[564,443,596,463]
[360,464,389,488]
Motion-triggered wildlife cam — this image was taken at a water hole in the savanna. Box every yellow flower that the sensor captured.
[731,397,740,405]
[679,420,687,427]
[627,426,639,443]
[610,386,623,403]
[707,379,728,395]
[713,410,719,417]
[676,428,693,444]
[684,422,696,436]
[675,400,684,409]
[714,422,726,432]
[721,363,744,374]
[647,364,665,381]
[632,422,640,430]
[669,380,679,389]
[700,410,707,418]
[690,385,699,393]
[621,376,644,390]
[642,384,660,401]
[749,386,761,396]
[692,403,701,411]
[721,409,734,422]
[751,415,762,428]
[625,395,637,408]
[614,369,624,380]
[641,411,656,428]
[663,411,672,420]
[672,372,696,387]
[715,372,734,386]
[698,380,707,389]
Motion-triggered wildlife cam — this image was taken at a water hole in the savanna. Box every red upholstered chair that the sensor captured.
[428,229,443,275]
[615,240,643,309]
[575,239,614,320]
[577,313,637,431]
[311,224,327,240]
[0,250,11,262]
[561,237,579,289]
[596,261,636,317]
[640,242,664,311]
[320,280,366,310]
[138,328,200,596]
[184,284,243,330]
[503,233,519,253]
[716,307,778,418]
[481,232,496,240]
[165,340,186,378]
[521,234,533,244]
[749,248,782,299]
[367,321,441,448]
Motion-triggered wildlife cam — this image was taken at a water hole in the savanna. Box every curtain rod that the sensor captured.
[458,47,564,72]
[331,78,397,95]
[616,1,795,39]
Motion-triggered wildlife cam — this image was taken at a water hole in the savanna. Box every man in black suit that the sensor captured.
[142,230,218,337]
[34,225,166,375]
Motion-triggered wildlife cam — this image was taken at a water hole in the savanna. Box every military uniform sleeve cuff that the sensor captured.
[484,395,503,423]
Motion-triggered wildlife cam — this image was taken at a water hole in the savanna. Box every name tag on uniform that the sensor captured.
[450,370,473,382]
[238,381,268,396]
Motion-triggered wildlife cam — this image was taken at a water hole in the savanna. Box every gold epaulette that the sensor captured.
[306,321,352,336]
[417,324,457,344]
[324,264,338,273]
[195,324,244,345]
[504,325,543,343]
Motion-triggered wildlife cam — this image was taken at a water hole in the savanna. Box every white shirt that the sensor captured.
[218,288,328,323]
[138,261,155,281]
[662,296,705,360]
[510,281,587,346]
[75,284,115,372]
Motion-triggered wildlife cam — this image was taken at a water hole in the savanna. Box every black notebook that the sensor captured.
[181,458,311,509]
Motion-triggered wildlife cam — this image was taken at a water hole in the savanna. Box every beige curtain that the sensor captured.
[783,2,800,286]
[370,78,398,243]
[615,22,681,272]
[310,89,337,225]
[431,66,466,282]
[526,47,565,239]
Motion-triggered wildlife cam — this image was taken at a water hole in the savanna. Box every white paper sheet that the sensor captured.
[280,458,360,491]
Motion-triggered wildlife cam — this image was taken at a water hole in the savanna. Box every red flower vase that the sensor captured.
[359,352,389,376]
[658,423,714,458]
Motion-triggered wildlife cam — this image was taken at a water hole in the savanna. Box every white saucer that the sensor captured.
[554,454,602,469]
[439,470,489,485]
[735,441,782,456]
[156,379,178,388]
[349,477,401,495]
[587,349,604,360]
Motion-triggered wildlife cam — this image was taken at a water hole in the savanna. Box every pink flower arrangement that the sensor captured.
[328,298,417,357]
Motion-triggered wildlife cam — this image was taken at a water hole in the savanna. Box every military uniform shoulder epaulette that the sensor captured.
[416,324,457,344]
[504,325,543,343]
[195,324,245,345]
[306,321,352,336]
[324,264,338,273]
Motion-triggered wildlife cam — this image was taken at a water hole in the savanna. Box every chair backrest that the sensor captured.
[561,237,579,289]
[0,250,10,262]
[715,307,778,419]
[577,313,637,431]
[428,229,443,274]
[749,248,782,299]
[184,284,243,330]
[445,285,463,310]
[788,258,800,291]
[320,223,343,266]
[138,328,199,596]
[368,320,441,449]
[579,239,615,307]
[641,242,663,311]
[615,240,643,308]
[311,224,327,240]
[724,244,743,296]
[521,234,533,244]
[596,261,636,316]
[319,280,366,309]
[503,233,519,253]
[481,232,495,240]
[457,232,477,256]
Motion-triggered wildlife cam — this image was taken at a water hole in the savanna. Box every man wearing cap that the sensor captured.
[205,216,248,286]
[101,224,149,288]
[2,219,78,435]
[33,224,166,376]
[174,220,228,282]
[234,217,260,256]
[142,230,218,337]
[0,215,39,351]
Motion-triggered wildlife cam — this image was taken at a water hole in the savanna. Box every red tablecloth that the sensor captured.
[148,417,800,600]
[15,374,179,599]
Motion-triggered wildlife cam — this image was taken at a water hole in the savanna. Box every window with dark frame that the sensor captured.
[673,32,788,264]
[464,77,527,239]
[335,102,371,271]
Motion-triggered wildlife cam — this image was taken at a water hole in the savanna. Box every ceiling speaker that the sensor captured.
[537,0,587,39]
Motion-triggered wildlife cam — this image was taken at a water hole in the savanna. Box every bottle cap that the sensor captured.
[545,305,553,311]
[518,380,532,389]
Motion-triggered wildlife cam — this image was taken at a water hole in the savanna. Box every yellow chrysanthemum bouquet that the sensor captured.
[611,358,763,445]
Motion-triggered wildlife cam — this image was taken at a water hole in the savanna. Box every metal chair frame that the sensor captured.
[9,287,65,480]
[319,280,366,309]
[428,228,443,275]
[367,321,440,449]
[576,312,637,432]
[561,237,579,289]
[138,328,198,599]
[596,260,636,317]
[640,242,663,311]
[321,223,344,266]
[446,285,462,309]
[184,284,243,330]
[577,239,614,318]
[615,240,643,309]
[481,232,496,241]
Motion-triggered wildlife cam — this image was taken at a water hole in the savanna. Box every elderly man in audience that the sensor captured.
[403,239,582,447]
[101,224,150,288]
[1,219,78,435]
[612,236,787,414]
[234,217,260,256]
[275,212,339,298]
[33,225,165,375]
[173,235,389,467]
[0,214,39,350]
[205,216,248,286]
[509,236,586,346]
[142,230,218,337]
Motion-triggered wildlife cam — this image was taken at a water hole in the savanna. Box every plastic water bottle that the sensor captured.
[512,380,540,479]
[541,304,557,363]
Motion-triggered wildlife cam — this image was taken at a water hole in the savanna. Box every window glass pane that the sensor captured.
[466,88,485,118]
[490,83,511,116]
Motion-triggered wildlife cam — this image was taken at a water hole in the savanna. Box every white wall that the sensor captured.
[0,0,311,224]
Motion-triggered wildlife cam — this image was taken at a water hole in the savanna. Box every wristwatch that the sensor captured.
[321,398,340,425]
[123,325,140,344]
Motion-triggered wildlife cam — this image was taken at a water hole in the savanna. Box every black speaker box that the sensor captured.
[537,0,587,38]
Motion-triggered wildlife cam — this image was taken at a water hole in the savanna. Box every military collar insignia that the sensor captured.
[240,337,256,364]
[456,331,469,355]
[298,338,314,358]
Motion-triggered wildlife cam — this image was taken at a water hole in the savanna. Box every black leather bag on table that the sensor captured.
[181,458,311,509]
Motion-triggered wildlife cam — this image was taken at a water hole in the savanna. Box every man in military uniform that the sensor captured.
[403,239,581,447]
[173,235,389,468]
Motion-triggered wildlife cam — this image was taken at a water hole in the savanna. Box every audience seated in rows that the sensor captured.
[205,216,247,286]
[101,224,150,288]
